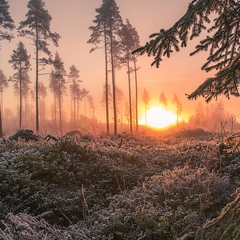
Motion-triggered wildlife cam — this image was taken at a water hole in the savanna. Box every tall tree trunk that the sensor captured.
[42,96,45,129]
[0,93,3,136]
[73,84,76,127]
[54,92,57,130]
[127,60,132,133]
[104,25,109,134]
[35,31,39,133]
[133,56,138,132]
[19,65,22,129]
[0,108,2,138]
[24,94,27,127]
[84,96,87,128]
[58,81,62,135]
[1,92,3,116]
[110,22,117,135]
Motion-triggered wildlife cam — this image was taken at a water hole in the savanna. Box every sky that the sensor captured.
[1,0,239,125]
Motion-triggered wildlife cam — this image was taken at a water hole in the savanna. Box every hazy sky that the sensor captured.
[1,0,239,122]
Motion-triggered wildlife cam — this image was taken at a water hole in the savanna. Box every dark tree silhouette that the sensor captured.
[18,0,60,132]
[0,0,15,41]
[51,52,66,135]
[88,2,111,133]
[9,41,31,129]
[69,65,81,127]
[0,0,15,136]
[120,19,140,133]
[134,0,239,102]
[88,0,123,134]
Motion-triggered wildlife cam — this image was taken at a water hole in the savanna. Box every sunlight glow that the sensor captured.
[140,106,177,129]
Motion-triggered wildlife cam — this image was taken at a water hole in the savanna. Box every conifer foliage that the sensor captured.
[0,0,15,41]
[18,0,60,132]
[9,42,31,129]
[134,0,240,102]
[88,0,123,135]
[120,19,140,133]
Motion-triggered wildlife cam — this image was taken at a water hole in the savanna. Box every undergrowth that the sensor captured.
[0,131,239,239]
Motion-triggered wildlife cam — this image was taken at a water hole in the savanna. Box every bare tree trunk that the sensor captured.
[127,60,132,133]
[0,108,2,137]
[35,31,39,133]
[110,22,117,135]
[54,92,57,130]
[19,65,22,129]
[73,84,76,127]
[58,80,62,135]
[104,24,110,134]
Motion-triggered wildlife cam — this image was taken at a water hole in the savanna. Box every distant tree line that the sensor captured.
[189,101,240,133]
[142,88,183,127]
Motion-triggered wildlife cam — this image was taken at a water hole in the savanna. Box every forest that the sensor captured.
[0,0,240,239]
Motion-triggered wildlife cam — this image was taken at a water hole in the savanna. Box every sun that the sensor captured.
[141,106,177,129]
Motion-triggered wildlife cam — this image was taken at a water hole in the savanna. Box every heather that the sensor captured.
[0,129,240,239]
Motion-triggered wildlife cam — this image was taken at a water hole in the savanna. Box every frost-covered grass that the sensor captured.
[0,130,240,239]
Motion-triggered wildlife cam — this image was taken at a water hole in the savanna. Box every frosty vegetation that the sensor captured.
[0,129,240,239]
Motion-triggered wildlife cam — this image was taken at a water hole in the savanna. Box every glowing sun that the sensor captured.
[142,106,177,129]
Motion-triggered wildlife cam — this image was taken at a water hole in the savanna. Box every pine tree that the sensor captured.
[69,65,81,128]
[120,19,140,133]
[18,0,60,132]
[51,52,66,135]
[134,0,239,102]
[0,0,15,41]
[88,0,123,134]
[0,0,15,136]
[9,42,31,129]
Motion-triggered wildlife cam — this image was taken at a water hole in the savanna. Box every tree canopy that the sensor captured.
[134,0,239,102]
[0,0,15,41]
[18,0,60,132]
[88,0,123,134]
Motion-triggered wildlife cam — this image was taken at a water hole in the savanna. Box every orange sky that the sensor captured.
[1,0,239,124]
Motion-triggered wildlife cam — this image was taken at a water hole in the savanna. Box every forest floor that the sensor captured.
[0,128,240,239]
